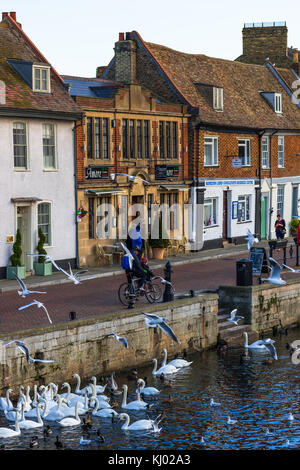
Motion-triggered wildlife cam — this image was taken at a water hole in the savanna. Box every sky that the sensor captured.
[2,0,299,77]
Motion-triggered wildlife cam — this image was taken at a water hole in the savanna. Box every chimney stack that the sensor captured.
[114,32,137,84]
[2,12,8,20]
[9,12,16,21]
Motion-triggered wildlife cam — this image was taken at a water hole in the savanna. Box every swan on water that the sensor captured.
[121,385,150,410]
[90,397,118,418]
[0,410,21,438]
[16,403,44,429]
[57,402,81,427]
[243,333,278,359]
[210,398,221,407]
[161,348,192,368]
[136,378,160,396]
[0,389,14,411]
[152,358,178,376]
[44,395,70,421]
[118,412,162,432]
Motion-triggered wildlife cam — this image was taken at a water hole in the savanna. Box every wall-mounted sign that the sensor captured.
[232,201,238,219]
[85,166,109,180]
[232,158,242,168]
[205,180,254,186]
[155,165,179,180]
[6,235,13,243]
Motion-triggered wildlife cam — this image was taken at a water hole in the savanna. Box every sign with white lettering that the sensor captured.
[232,158,242,168]
[85,166,109,180]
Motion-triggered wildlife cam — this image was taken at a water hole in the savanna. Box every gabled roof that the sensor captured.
[61,75,122,98]
[0,15,82,118]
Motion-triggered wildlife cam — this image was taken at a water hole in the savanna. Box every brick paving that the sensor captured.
[0,241,299,335]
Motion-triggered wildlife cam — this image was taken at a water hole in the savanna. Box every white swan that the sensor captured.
[152,358,178,376]
[136,378,160,396]
[0,388,14,411]
[60,382,86,408]
[58,401,81,427]
[17,404,43,429]
[243,332,269,351]
[161,348,192,368]
[90,397,118,418]
[118,412,161,432]
[89,383,111,408]
[90,376,107,395]
[44,395,70,421]
[0,410,21,438]
[25,398,47,419]
[121,385,150,410]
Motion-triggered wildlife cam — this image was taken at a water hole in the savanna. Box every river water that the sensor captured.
[0,327,300,451]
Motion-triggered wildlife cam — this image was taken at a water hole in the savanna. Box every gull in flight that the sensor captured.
[12,273,46,298]
[245,229,259,251]
[227,309,244,326]
[282,264,300,273]
[27,254,62,271]
[110,173,150,185]
[152,276,175,292]
[107,333,128,349]
[260,338,278,360]
[261,257,286,285]
[56,262,88,285]
[142,312,180,344]
[120,242,134,270]
[2,340,54,364]
[18,300,53,324]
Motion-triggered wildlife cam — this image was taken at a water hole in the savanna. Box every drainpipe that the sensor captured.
[268,130,278,240]
[256,130,266,237]
[72,116,84,269]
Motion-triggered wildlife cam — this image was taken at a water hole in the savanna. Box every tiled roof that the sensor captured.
[61,75,121,98]
[0,18,82,117]
[140,38,300,130]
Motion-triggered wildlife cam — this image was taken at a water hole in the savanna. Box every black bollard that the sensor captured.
[69,311,76,321]
[163,261,174,302]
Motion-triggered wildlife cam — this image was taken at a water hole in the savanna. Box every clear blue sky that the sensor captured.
[2,0,299,77]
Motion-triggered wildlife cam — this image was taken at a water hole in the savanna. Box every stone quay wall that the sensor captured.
[219,278,300,333]
[0,294,218,393]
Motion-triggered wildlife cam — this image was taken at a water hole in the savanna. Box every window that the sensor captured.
[160,193,179,231]
[38,203,51,245]
[159,121,178,158]
[86,117,110,159]
[238,139,251,166]
[88,198,95,239]
[43,123,56,169]
[275,93,282,113]
[277,186,284,217]
[144,121,149,158]
[204,137,218,166]
[172,122,178,159]
[13,122,27,169]
[130,120,135,158]
[238,195,251,222]
[137,120,142,158]
[33,66,50,93]
[278,136,284,168]
[122,119,150,159]
[262,136,269,169]
[213,87,223,110]
[122,119,128,158]
[96,196,111,238]
[204,198,217,227]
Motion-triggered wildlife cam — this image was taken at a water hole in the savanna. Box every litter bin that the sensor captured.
[236,259,253,286]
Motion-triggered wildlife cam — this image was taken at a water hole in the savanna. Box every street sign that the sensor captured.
[249,247,268,275]
[232,158,242,168]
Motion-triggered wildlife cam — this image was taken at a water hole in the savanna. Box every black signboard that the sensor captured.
[249,247,268,275]
[85,166,109,180]
[155,165,179,180]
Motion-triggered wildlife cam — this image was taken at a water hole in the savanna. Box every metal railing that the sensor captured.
[244,22,286,28]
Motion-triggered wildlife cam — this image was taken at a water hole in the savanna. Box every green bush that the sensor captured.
[290,218,300,234]
[10,229,22,266]
[148,216,170,249]
[37,227,47,263]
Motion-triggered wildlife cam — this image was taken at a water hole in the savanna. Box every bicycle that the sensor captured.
[118,273,163,306]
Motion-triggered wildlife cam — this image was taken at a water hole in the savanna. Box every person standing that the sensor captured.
[274,214,286,240]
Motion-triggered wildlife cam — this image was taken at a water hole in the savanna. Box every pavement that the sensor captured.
[0,237,299,335]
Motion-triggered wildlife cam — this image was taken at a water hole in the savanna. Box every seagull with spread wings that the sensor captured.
[18,300,53,324]
[120,242,134,270]
[261,257,286,285]
[55,262,88,285]
[2,340,54,364]
[110,173,150,185]
[107,333,129,349]
[283,264,300,273]
[245,229,259,251]
[152,276,175,292]
[227,309,244,326]
[27,254,62,271]
[142,312,180,344]
[12,273,46,298]
[260,338,278,360]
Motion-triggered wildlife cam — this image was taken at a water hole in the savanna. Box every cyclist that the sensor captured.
[140,254,154,281]
[127,247,146,293]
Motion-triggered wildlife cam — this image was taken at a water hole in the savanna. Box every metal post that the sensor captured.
[297,244,299,267]
[283,246,287,265]
[163,261,174,302]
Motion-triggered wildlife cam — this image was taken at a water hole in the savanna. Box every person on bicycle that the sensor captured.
[130,247,146,292]
[140,254,154,281]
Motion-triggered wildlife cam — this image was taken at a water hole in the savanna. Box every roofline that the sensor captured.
[4,14,65,85]
[265,61,300,110]
[0,107,83,121]
[196,121,300,134]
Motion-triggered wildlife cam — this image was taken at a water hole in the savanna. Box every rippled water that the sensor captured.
[1,327,300,450]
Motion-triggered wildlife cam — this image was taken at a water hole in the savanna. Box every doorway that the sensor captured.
[222,191,228,240]
[16,206,32,271]
[260,196,268,239]
[292,185,299,218]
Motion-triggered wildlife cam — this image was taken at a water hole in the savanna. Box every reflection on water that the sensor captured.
[0,327,300,450]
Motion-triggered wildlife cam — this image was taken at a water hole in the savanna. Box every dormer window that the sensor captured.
[275,93,282,113]
[213,87,223,111]
[33,65,50,93]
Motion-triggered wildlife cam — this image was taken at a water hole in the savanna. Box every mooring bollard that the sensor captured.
[163,261,174,302]
[69,311,76,321]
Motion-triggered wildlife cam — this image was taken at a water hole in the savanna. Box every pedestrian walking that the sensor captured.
[274,214,286,240]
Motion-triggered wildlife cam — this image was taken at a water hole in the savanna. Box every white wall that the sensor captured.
[0,117,76,268]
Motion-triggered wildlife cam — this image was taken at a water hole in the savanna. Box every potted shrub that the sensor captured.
[290,218,300,237]
[33,228,52,276]
[148,216,170,259]
[7,229,26,279]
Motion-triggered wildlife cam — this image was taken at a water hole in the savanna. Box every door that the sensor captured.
[260,197,267,239]
[292,185,299,218]
[222,191,228,240]
[16,206,31,271]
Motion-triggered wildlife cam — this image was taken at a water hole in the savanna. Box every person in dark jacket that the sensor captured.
[275,214,286,240]
[126,223,145,258]
[131,247,146,290]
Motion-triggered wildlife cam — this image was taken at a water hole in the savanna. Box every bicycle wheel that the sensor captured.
[145,281,162,303]
[118,282,135,306]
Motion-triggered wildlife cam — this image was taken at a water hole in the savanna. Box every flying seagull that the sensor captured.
[27,254,62,272]
[2,340,54,364]
[282,264,300,273]
[227,309,244,326]
[152,276,175,292]
[110,173,150,185]
[56,262,88,285]
[120,242,134,270]
[12,273,46,298]
[260,338,278,360]
[18,300,53,324]
[142,312,180,344]
[245,229,259,251]
[107,333,128,349]
[261,257,286,285]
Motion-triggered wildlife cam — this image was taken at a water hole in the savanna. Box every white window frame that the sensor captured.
[213,87,223,111]
[33,65,51,93]
[277,185,285,217]
[42,123,57,170]
[238,139,251,166]
[237,195,251,223]
[204,137,218,166]
[204,198,218,227]
[275,93,282,113]
[262,136,269,169]
[37,202,52,246]
[13,121,28,170]
[278,136,284,168]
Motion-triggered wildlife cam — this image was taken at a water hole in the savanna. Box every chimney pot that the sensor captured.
[2,12,8,20]
[9,12,16,21]
[119,32,124,41]
[125,32,131,40]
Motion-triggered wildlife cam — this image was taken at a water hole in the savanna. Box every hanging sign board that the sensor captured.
[249,247,268,275]
[232,158,242,168]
